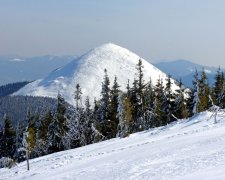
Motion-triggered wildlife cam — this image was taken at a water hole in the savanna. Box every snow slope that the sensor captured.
[1,110,225,180]
[14,43,179,106]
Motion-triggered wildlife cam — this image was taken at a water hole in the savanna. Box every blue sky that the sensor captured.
[0,0,225,67]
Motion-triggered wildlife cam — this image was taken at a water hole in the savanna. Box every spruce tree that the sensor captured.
[98,69,112,139]
[47,93,68,153]
[35,110,53,156]
[153,78,166,127]
[131,59,146,132]
[174,79,189,119]
[84,96,93,145]
[92,98,105,143]
[213,67,225,107]
[117,93,133,138]
[0,115,16,158]
[198,69,210,112]
[109,76,120,137]
[40,111,53,142]
[164,74,175,123]
[99,69,110,122]
[13,121,27,162]
[192,70,200,114]
[126,79,131,97]
[143,79,155,129]
[130,78,138,132]
[25,111,37,158]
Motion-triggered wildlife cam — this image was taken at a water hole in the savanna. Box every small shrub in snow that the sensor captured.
[0,157,17,169]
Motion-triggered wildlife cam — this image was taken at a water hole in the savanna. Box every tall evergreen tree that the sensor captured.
[174,79,189,119]
[213,67,225,107]
[198,69,210,112]
[40,111,53,142]
[26,111,37,158]
[83,96,93,145]
[13,121,24,162]
[34,110,54,156]
[117,93,133,138]
[153,78,166,127]
[164,74,175,123]
[143,79,155,129]
[109,76,120,137]
[99,69,110,122]
[131,59,146,132]
[47,93,68,153]
[98,69,112,139]
[192,70,200,114]
[0,115,16,158]
[130,78,138,132]
[126,79,131,97]
[92,98,105,143]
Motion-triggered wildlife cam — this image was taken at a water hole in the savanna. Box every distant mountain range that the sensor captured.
[0,54,222,89]
[0,55,75,85]
[154,59,223,87]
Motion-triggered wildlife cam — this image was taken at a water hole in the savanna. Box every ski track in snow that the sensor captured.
[1,111,225,180]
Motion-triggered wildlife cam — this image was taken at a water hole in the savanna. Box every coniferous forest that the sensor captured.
[0,59,225,166]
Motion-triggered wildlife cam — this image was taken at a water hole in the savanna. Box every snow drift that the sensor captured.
[14,43,180,106]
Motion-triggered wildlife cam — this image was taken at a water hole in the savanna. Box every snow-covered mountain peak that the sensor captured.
[14,43,179,106]
[79,42,141,65]
[89,43,129,53]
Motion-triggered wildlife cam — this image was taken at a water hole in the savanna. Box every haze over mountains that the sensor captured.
[154,59,223,87]
[14,43,181,106]
[0,55,74,85]
[0,54,221,89]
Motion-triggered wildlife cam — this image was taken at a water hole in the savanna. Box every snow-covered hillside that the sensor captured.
[14,43,179,106]
[1,110,225,180]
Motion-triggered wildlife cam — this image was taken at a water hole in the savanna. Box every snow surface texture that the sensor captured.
[14,43,179,106]
[1,111,225,180]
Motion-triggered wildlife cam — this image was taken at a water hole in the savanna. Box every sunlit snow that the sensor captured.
[1,111,225,180]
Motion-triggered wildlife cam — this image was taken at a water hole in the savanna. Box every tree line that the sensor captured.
[0,81,30,97]
[0,59,225,166]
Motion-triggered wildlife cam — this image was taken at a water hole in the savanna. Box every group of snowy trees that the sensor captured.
[1,59,225,165]
[188,68,225,115]
[94,59,189,138]
[0,92,104,163]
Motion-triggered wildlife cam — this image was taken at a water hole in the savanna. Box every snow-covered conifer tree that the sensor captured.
[47,93,68,153]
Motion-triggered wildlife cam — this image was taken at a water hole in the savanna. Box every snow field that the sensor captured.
[1,111,225,179]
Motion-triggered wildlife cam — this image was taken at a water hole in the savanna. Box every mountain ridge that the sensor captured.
[0,55,74,85]
[154,59,224,87]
